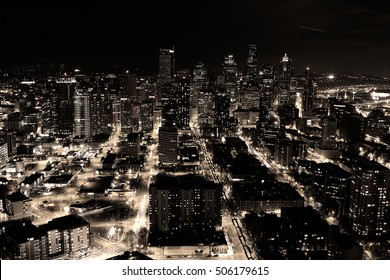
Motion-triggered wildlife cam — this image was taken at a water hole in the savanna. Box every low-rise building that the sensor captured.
[5,192,32,220]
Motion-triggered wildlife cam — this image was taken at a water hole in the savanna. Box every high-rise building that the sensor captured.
[127,133,141,159]
[119,73,137,100]
[158,48,175,86]
[193,61,208,90]
[149,173,222,233]
[0,142,8,168]
[312,163,351,217]
[90,85,113,135]
[256,113,281,147]
[321,117,337,149]
[261,64,275,109]
[176,78,190,129]
[215,89,230,138]
[73,88,91,138]
[158,126,178,166]
[302,68,316,113]
[349,158,390,239]
[161,83,177,127]
[120,97,133,136]
[0,131,16,157]
[364,109,389,137]
[223,54,238,100]
[275,140,293,167]
[278,54,293,105]
[141,101,154,133]
[41,83,57,135]
[198,89,215,125]
[55,77,76,136]
[245,44,258,82]
[240,84,261,110]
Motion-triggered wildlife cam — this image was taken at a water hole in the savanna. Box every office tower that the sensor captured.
[90,85,113,135]
[176,78,190,129]
[256,118,281,147]
[364,109,389,137]
[349,158,390,239]
[5,112,22,131]
[120,97,133,136]
[245,44,258,82]
[141,101,154,133]
[138,76,157,102]
[312,163,351,217]
[321,117,337,149]
[158,48,175,85]
[193,61,208,90]
[131,102,141,133]
[158,126,178,166]
[222,54,238,100]
[328,98,355,119]
[19,81,37,115]
[278,54,293,105]
[55,77,76,136]
[327,226,363,260]
[214,89,230,138]
[338,115,363,142]
[119,73,137,100]
[275,140,293,167]
[127,133,141,159]
[161,84,177,126]
[261,64,275,109]
[241,84,261,110]
[149,173,222,233]
[302,68,316,113]
[41,83,57,135]
[176,69,191,80]
[73,88,91,138]
[198,89,215,125]
[153,108,162,130]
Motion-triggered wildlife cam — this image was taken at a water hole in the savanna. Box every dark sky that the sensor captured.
[1,0,390,75]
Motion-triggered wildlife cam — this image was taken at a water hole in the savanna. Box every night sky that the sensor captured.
[1,0,390,75]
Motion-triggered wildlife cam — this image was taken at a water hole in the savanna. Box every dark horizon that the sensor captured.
[1,0,390,76]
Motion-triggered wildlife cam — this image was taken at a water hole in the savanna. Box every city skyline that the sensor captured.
[1,1,390,262]
[1,0,390,76]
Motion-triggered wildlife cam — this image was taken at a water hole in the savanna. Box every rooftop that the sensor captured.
[6,192,32,202]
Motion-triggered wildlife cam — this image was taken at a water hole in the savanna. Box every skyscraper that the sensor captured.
[214,89,230,138]
[302,68,316,113]
[158,48,175,86]
[141,101,154,133]
[245,44,258,82]
[176,78,190,129]
[90,83,113,135]
[73,88,91,138]
[278,54,293,105]
[321,117,337,149]
[158,126,178,166]
[193,62,208,85]
[261,64,275,109]
[55,77,76,136]
[222,54,238,100]
[119,73,137,100]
